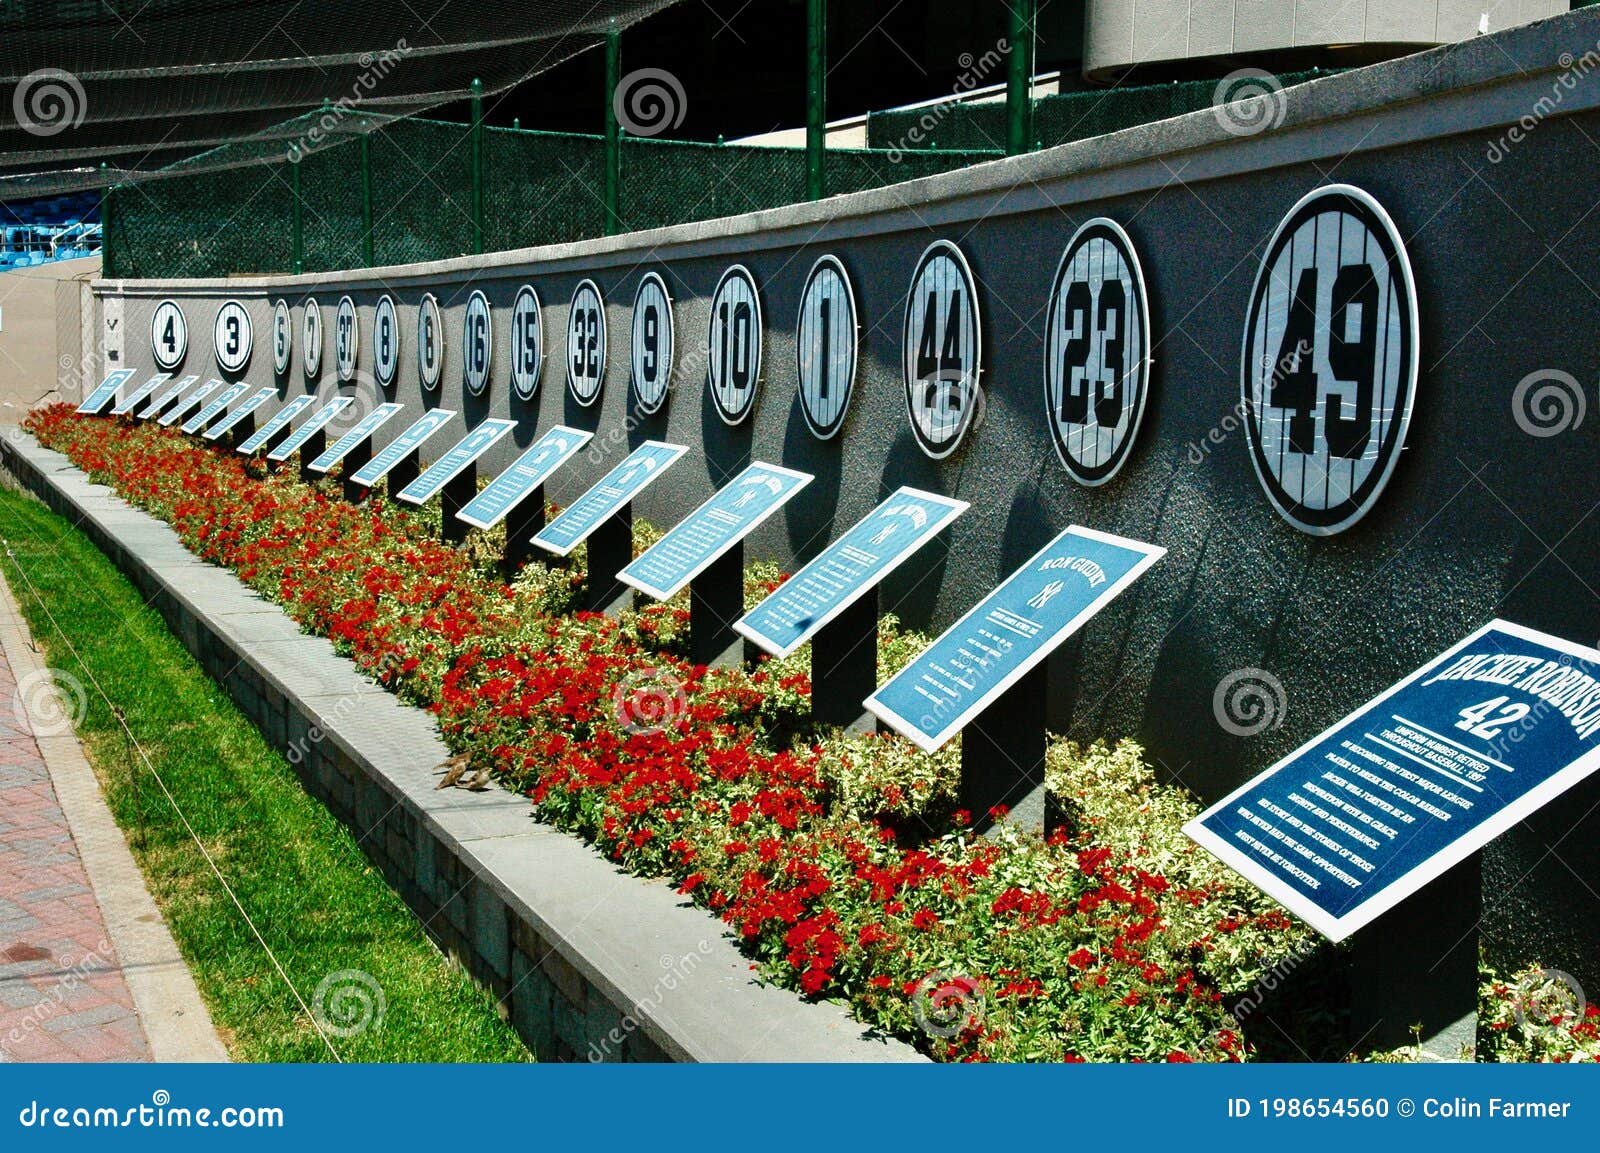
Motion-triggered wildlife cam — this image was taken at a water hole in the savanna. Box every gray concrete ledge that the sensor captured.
[1,429,920,1063]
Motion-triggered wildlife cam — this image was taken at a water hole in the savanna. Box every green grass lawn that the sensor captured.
[0,484,530,1063]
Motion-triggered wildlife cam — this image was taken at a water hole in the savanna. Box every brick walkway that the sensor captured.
[0,656,151,1062]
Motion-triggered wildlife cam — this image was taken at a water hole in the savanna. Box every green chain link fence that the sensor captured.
[866,70,1332,153]
[104,112,997,280]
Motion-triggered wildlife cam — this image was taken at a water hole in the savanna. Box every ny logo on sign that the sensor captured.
[903,240,982,460]
[1242,185,1419,535]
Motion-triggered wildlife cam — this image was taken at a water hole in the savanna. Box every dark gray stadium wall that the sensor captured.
[96,12,1600,986]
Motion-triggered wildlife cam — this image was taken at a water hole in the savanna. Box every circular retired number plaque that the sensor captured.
[213,300,253,374]
[372,294,399,388]
[301,298,323,381]
[272,299,292,376]
[1241,184,1419,535]
[902,240,981,459]
[706,265,762,425]
[566,280,606,406]
[510,285,543,400]
[630,272,674,415]
[334,295,359,383]
[462,289,492,397]
[151,300,188,371]
[1043,218,1152,486]
[417,293,444,392]
[795,255,858,440]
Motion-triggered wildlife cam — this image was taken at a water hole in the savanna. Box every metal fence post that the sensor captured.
[360,132,374,266]
[291,158,304,275]
[806,0,826,200]
[1006,0,1036,156]
[604,21,621,236]
[471,77,485,255]
[98,162,116,279]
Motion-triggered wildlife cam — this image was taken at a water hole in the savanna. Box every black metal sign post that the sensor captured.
[225,412,256,451]
[809,591,878,733]
[585,505,633,616]
[441,465,475,545]
[502,489,544,578]
[689,543,745,668]
[297,430,326,487]
[960,664,1048,834]
[1347,854,1481,1058]
[385,451,420,504]
[340,441,373,503]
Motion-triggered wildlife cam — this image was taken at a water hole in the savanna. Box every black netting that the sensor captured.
[0,0,682,190]
[102,114,1000,278]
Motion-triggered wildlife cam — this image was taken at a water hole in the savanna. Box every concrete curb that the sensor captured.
[0,563,230,1062]
[1,429,922,1064]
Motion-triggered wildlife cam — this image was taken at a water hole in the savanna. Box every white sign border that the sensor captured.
[865,525,1166,751]
[734,486,968,659]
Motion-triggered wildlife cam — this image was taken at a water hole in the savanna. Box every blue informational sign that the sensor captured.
[158,378,223,426]
[110,373,170,416]
[618,462,813,601]
[736,487,968,658]
[306,402,404,473]
[202,386,276,441]
[867,526,1165,751]
[237,394,316,455]
[181,380,251,434]
[347,409,456,488]
[1186,620,1600,942]
[266,397,352,462]
[76,369,136,415]
[532,441,688,557]
[456,425,592,531]
[396,418,516,506]
[138,374,197,419]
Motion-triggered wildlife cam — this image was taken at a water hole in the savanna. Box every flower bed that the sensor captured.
[26,406,1330,1061]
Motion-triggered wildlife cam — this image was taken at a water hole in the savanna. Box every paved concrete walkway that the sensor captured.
[0,568,226,1062]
